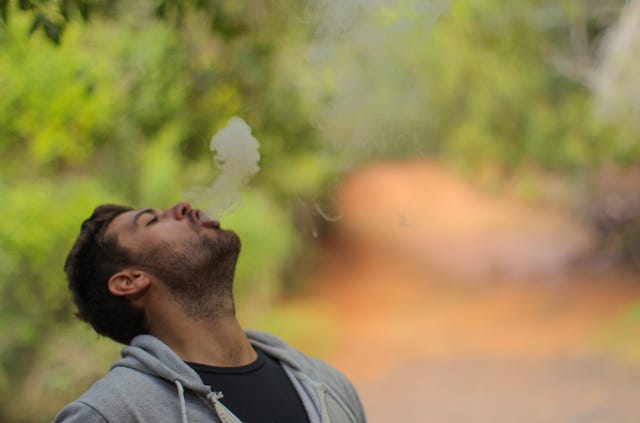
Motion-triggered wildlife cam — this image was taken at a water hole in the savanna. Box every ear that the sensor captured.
[108,269,151,298]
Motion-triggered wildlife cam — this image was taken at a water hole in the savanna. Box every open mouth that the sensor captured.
[192,209,220,229]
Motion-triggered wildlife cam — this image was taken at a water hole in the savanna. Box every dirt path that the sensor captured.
[297,160,640,422]
[354,356,640,422]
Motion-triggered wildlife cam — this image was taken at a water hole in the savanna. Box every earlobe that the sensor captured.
[108,270,150,297]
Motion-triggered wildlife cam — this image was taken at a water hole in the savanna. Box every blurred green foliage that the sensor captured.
[0,2,318,421]
[0,0,639,421]
[305,0,633,172]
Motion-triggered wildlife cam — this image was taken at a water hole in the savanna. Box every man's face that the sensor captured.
[105,201,241,318]
[105,201,235,254]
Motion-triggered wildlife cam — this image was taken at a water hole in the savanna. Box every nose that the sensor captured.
[171,201,192,220]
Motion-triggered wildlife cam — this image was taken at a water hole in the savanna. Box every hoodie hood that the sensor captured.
[115,334,210,394]
[246,330,364,423]
[55,331,366,423]
[113,331,318,391]
[114,334,244,423]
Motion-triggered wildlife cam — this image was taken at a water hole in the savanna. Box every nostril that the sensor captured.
[174,201,192,219]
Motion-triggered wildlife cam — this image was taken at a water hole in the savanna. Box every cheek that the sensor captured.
[122,224,199,252]
[154,226,202,247]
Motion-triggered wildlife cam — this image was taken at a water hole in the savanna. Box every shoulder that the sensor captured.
[54,401,108,423]
[306,357,365,417]
[246,330,352,386]
[246,330,366,422]
[54,366,177,422]
[296,351,367,422]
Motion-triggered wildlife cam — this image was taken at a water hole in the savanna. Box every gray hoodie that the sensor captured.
[54,330,366,423]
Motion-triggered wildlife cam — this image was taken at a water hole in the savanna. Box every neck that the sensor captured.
[145,297,256,367]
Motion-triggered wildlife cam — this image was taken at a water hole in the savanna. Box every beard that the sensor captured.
[134,229,241,320]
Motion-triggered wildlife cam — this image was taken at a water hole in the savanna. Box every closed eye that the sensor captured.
[146,216,159,226]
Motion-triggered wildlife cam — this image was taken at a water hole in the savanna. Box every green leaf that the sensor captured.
[42,16,62,44]
[78,0,90,20]
[0,0,8,23]
[59,0,70,21]
[18,0,33,10]
[28,12,43,36]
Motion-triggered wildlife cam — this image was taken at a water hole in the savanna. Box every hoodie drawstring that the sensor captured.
[207,391,243,423]
[174,380,189,423]
[174,382,243,423]
[317,385,332,423]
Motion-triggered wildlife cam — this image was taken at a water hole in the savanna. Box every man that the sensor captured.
[55,201,366,423]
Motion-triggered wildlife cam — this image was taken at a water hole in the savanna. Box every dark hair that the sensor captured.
[64,204,148,344]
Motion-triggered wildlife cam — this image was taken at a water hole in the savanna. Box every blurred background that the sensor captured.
[1,0,640,421]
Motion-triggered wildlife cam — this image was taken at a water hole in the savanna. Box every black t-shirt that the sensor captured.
[186,348,310,423]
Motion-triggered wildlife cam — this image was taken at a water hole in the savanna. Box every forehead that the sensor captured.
[105,209,147,241]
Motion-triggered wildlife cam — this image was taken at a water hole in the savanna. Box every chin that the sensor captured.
[213,229,241,253]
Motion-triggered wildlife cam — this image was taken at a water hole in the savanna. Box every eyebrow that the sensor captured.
[132,208,154,227]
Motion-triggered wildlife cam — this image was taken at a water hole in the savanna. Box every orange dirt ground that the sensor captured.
[293,160,640,422]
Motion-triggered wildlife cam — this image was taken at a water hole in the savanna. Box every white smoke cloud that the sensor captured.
[185,1,448,224]
[184,117,260,218]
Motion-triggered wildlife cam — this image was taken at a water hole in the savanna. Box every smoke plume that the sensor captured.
[184,117,260,218]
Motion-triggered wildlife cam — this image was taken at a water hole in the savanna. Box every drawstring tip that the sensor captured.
[207,391,224,401]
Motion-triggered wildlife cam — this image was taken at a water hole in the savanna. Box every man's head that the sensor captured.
[65,202,241,344]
